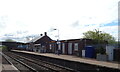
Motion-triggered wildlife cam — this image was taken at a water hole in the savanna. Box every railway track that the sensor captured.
[1,52,33,72]
[2,55,11,65]
[3,52,76,72]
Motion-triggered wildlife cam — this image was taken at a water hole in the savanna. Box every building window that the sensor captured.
[50,44,52,50]
[58,43,61,50]
[74,43,78,51]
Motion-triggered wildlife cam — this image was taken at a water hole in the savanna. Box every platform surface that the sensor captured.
[0,52,19,72]
[12,50,120,70]
[2,64,19,71]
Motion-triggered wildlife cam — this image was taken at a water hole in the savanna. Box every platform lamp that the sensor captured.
[53,29,60,40]
[53,28,60,53]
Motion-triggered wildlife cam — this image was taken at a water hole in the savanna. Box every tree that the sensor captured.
[0,45,8,51]
[5,39,16,42]
[83,29,116,44]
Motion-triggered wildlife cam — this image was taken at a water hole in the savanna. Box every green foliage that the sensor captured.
[83,29,116,44]
[0,45,8,51]
[5,39,16,42]
[98,46,106,54]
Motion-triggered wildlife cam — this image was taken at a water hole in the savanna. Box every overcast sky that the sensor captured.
[0,0,119,42]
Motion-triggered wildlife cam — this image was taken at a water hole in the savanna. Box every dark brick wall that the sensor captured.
[114,48,120,62]
[33,35,53,52]
[49,39,94,56]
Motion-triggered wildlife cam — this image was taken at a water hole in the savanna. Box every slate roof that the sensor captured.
[27,36,43,43]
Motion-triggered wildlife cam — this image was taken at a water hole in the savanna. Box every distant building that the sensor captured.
[1,41,25,51]
[26,32,53,52]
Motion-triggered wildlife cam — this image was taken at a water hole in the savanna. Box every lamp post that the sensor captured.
[31,35,35,52]
[53,29,60,40]
[53,28,60,55]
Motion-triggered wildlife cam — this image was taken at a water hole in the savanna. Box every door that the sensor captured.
[68,43,72,54]
[62,43,65,54]
[106,46,115,61]
[82,50,85,57]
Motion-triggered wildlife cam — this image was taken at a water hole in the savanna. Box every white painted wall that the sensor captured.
[82,50,85,57]
[106,45,115,61]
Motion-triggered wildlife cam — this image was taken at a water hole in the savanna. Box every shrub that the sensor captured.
[98,46,106,54]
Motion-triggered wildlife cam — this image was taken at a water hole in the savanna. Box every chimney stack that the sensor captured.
[44,32,47,36]
[40,34,43,36]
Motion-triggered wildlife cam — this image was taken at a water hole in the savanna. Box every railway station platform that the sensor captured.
[12,50,120,70]
[0,52,19,72]
[2,64,19,72]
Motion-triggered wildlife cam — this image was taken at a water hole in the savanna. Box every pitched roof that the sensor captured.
[27,36,43,43]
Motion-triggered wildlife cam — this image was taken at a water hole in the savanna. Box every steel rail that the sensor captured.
[7,52,77,72]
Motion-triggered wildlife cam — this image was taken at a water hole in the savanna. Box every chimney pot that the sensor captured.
[44,32,47,36]
[40,34,43,36]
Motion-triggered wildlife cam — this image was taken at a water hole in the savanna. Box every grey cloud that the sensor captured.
[71,21,79,27]
[16,31,28,34]
[0,16,8,29]
[4,34,14,37]
[1,35,27,42]
[84,24,96,27]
